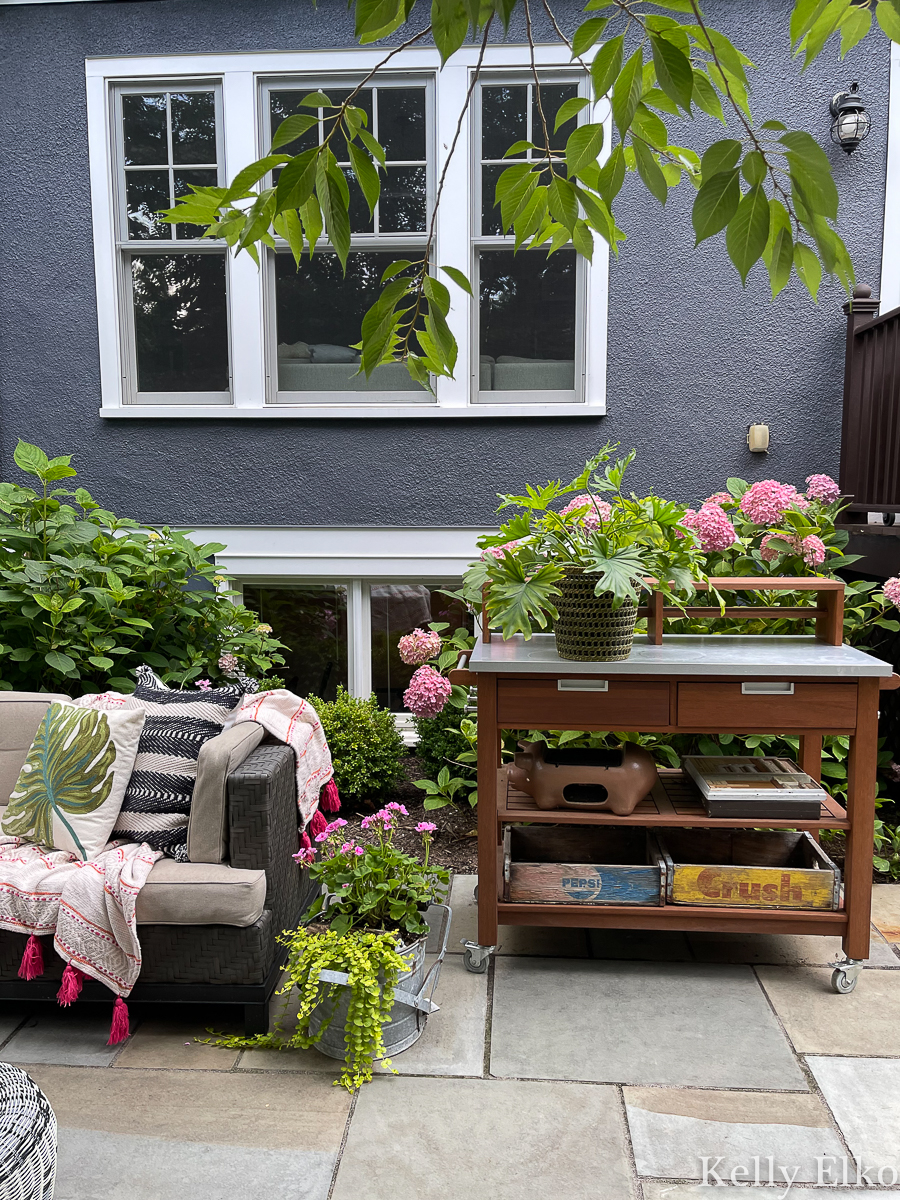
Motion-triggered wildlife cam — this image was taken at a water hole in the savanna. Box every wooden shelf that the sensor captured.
[495,901,848,934]
[497,767,850,831]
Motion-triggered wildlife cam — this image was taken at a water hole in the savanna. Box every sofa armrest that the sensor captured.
[187,721,266,864]
[226,742,311,933]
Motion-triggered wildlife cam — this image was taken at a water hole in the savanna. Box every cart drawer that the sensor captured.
[497,679,669,728]
[656,829,840,910]
[677,682,857,729]
[503,827,665,906]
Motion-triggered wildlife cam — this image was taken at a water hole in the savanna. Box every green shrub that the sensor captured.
[0,441,285,694]
[308,686,405,801]
[413,708,474,778]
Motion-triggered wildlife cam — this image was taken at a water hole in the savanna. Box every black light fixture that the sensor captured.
[830,82,870,154]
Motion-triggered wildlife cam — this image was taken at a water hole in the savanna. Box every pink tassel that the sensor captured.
[107,997,130,1045]
[320,779,340,813]
[57,963,86,1007]
[309,809,328,837]
[17,935,44,981]
[299,830,312,850]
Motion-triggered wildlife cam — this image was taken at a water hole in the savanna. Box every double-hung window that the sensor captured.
[89,47,608,417]
[113,84,230,404]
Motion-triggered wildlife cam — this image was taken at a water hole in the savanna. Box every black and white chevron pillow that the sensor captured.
[113,673,243,862]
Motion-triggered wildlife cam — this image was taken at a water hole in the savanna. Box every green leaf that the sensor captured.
[632,104,668,151]
[88,655,115,670]
[793,242,823,300]
[597,144,626,206]
[802,0,853,65]
[572,16,609,56]
[432,0,470,62]
[554,96,591,131]
[762,198,794,298]
[612,47,645,136]
[44,650,77,675]
[633,138,668,204]
[650,33,694,111]
[581,545,646,605]
[14,441,49,479]
[591,34,625,101]
[877,0,900,40]
[484,559,563,640]
[355,0,407,43]
[791,0,829,46]
[423,274,452,316]
[548,176,578,231]
[841,3,872,54]
[347,142,381,216]
[691,70,725,123]
[692,168,741,244]
[357,128,387,169]
[224,155,291,202]
[741,150,766,186]
[271,113,319,151]
[726,184,770,284]
[565,122,604,176]
[317,157,351,268]
[440,265,473,295]
[701,139,742,180]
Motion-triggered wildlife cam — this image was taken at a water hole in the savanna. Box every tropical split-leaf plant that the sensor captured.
[463,444,709,639]
[0,441,286,693]
[163,0,899,386]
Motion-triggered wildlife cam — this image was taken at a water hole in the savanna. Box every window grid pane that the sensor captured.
[370,584,472,712]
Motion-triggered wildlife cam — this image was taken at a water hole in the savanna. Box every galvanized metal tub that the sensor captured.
[308,903,450,1060]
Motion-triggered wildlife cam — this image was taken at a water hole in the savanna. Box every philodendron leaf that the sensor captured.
[485,559,563,640]
[581,545,646,605]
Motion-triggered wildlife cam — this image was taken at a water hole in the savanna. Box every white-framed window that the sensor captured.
[881,40,900,313]
[87,46,610,419]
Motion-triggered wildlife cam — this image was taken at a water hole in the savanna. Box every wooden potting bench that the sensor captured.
[454,579,899,991]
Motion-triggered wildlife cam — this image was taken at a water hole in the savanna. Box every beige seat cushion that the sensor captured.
[135,860,266,927]
[187,722,266,864]
[0,692,71,811]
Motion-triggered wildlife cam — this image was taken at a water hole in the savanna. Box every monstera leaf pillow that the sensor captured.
[2,702,146,860]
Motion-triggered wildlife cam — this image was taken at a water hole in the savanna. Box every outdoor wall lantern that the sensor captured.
[830,82,870,153]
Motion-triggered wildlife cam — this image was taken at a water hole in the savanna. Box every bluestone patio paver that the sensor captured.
[447,874,588,956]
[114,1021,241,1070]
[490,959,806,1088]
[624,1087,844,1181]
[688,929,898,966]
[28,1064,350,1200]
[756,965,900,1054]
[2,1009,129,1067]
[330,1076,634,1200]
[872,883,900,942]
[808,1056,900,1179]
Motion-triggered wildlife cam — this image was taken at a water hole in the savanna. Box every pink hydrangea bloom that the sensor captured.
[218,652,238,673]
[740,481,809,525]
[558,494,613,530]
[704,492,733,508]
[416,821,437,833]
[884,577,900,608]
[398,627,443,666]
[759,532,796,563]
[805,474,841,503]
[481,540,520,560]
[403,664,452,718]
[801,534,826,566]
[680,504,738,552]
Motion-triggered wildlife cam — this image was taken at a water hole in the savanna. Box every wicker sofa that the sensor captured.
[0,692,317,1034]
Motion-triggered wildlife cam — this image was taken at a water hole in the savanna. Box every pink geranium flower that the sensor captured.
[416,821,437,833]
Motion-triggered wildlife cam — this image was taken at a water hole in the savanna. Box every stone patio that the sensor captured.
[3,876,900,1200]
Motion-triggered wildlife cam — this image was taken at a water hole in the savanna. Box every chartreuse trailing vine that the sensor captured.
[208,926,410,1091]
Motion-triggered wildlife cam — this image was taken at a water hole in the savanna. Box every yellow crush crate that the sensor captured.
[656,829,841,910]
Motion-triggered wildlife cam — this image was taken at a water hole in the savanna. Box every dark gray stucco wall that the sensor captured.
[0,0,891,526]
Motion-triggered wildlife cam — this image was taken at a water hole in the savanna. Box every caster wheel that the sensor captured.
[463,948,489,974]
[831,967,858,994]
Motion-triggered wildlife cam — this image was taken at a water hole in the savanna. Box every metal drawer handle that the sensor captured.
[741,681,795,695]
[558,680,609,692]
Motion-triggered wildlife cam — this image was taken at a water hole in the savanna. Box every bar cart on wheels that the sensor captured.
[452,578,899,993]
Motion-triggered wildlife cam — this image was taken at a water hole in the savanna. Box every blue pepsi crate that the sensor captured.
[502,826,665,906]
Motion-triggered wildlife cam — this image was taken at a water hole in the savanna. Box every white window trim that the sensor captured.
[881,40,900,313]
[87,45,610,419]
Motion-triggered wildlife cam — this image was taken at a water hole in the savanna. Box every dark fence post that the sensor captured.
[840,283,881,517]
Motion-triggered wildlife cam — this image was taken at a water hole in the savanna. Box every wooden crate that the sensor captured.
[656,829,841,910]
[502,826,665,906]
